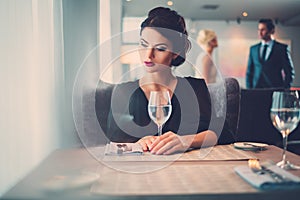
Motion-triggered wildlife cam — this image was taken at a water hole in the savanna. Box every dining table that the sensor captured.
[2,144,300,200]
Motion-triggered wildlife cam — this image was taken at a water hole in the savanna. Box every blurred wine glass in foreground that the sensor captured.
[270,90,300,170]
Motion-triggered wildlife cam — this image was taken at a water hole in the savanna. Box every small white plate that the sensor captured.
[233,142,269,150]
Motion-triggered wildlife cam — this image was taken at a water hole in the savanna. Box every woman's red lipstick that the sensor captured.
[144,61,154,67]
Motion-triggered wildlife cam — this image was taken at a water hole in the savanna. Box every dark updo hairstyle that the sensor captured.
[140,7,191,67]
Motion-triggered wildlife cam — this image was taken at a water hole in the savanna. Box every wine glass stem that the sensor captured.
[282,135,288,164]
[158,125,163,136]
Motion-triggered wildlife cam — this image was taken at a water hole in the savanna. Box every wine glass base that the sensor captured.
[276,160,300,170]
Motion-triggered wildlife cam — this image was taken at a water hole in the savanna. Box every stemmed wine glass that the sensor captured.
[148,91,172,136]
[270,90,300,170]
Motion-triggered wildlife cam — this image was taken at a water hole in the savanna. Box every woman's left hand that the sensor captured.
[149,131,193,155]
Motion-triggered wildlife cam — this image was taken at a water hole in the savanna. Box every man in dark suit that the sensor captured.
[246,18,295,89]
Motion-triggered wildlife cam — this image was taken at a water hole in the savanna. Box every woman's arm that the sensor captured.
[201,54,213,83]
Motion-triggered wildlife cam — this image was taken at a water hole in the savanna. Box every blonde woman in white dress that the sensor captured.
[196,29,219,83]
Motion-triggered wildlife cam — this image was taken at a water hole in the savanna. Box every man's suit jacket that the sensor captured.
[246,40,294,89]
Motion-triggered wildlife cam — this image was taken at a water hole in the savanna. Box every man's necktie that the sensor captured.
[261,44,268,61]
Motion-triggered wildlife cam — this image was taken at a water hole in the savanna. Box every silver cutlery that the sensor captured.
[243,142,266,149]
[248,159,291,183]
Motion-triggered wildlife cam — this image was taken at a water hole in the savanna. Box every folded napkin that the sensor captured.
[104,142,143,156]
[235,164,300,190]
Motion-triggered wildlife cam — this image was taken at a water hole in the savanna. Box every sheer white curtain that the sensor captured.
[99,0,113,82]
[0,0,64,195]
[98,0,123,83]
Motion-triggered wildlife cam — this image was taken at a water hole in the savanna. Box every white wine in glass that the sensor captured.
[148,91,172,136]
[270,90,300,170]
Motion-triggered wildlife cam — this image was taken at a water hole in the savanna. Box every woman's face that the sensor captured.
[139,27,178,72]
[209,37,218,48]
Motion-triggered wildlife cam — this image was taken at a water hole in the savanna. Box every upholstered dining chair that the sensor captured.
[90,77,240,145]
[207,78,241,144]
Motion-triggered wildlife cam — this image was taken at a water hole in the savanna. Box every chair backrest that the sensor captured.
[95,81,115,135]
[93,77,241,145]
[224,78,241,138]
[76,82,115,146]
[237,89,278,144]
[207,78,241,142]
